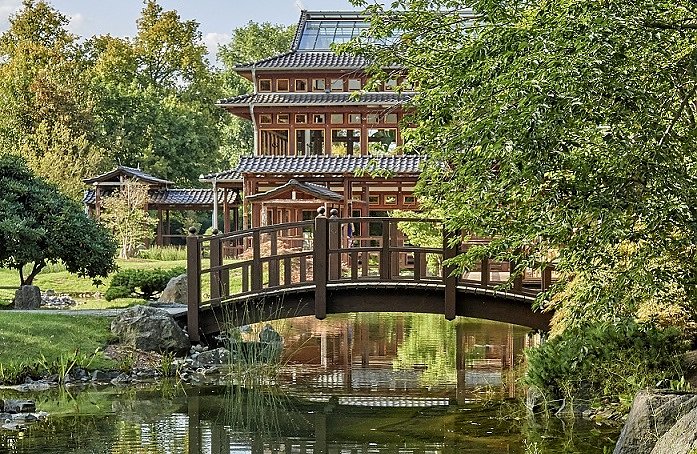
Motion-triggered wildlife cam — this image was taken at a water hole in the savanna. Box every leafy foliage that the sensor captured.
[88,1,225,185]
[525,320,688,403]
[99,180,158,259]
[0,0,107,198]
[104,267,185,301]
[344,0,697,328]
[0,155,117,286]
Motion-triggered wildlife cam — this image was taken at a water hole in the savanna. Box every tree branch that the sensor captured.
[659,87,697,147]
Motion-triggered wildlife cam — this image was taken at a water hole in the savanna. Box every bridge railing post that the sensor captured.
[314,207,328,319]
[186,227,201,343]
[251,230,262,291]
[328,209,340,281]
[443,227,458,320]
[380,219,391,280]
[480,257,490,289]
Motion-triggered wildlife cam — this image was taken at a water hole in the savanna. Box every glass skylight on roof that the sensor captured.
[298,20,369,51]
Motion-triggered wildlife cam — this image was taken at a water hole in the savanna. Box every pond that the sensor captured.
[0,313,620,453]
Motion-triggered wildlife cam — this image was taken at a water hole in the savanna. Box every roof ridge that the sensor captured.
[235,50,296,69]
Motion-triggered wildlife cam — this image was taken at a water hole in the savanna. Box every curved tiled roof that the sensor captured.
[83,165,173,185]
[83,188,237,206]
[203,155,423,182]
[218,91,413,107]
[236,51,368,71]
[245,179,343,201]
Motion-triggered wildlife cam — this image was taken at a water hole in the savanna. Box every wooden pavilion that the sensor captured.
[83,166,240,246]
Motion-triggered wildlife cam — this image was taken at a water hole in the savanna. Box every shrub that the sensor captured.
[105,267,185,301]
[524,320,688,406]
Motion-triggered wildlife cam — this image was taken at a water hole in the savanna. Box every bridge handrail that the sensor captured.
[185,208,557,342]
[198,220,315,243]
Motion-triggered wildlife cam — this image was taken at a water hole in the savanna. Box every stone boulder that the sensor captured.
[191,347,231,369]
[111,305,190,355]
[14,285,41,309]
[157,274,187,305]
[614,391,697,454]
[651,406,697,453]
[259,324,283,344]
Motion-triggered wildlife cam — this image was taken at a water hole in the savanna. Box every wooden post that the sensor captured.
[390,221,400,278]
[156,208,163,246]
[165,209,171,246]
[186,227,201,343]
[380,219,391,280]
[541,265,553,291]
[223,188,231,234]
[443,227,458,320]
[314,207,328,319]
[328,208,340,281]
[251,230,262,291]
[269,230,279,286]
[480,257,490,289]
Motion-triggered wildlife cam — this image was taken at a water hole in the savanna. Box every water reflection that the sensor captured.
[274,313,536,403]
[1,314,618,454]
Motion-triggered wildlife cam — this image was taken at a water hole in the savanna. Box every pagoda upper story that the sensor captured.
[218,11,413,158]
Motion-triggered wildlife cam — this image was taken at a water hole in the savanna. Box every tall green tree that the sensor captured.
[0,0,106,198]
[0,155,117,286]
[89,1,224,185]
[217,22,295,166]
[344,0,697,330]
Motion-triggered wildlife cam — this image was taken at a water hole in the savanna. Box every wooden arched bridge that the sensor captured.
[185,208,555,342]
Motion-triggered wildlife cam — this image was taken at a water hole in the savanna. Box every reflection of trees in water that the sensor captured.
[392,315,526,388]
[393,314,458,386]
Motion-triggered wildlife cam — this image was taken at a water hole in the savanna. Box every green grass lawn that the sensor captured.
[0,257,249,309]
[0,312,117,382]
[0,259,187,308]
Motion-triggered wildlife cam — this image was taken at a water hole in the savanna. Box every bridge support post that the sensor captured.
[186,227,201,343]
[443,228,458,320]
[314,208,328,319]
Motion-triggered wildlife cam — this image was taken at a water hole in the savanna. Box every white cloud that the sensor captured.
[0,0,22,31]
[203,31,231,65]
[66,12,85,34]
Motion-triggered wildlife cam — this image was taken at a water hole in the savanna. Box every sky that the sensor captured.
[0,0,359,63]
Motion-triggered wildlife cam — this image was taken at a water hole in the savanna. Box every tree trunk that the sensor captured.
[21,261,45,286]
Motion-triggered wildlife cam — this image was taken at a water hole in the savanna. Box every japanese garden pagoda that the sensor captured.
[202,11,423,231]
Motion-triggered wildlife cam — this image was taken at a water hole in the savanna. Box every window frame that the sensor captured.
[312,78,326,92]
[258,79,272,92]
[330,78,344,91]
[295,79,308,92]
[295,128,326,156]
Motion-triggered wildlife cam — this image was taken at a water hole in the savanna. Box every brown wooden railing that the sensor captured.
[186,207,556,342]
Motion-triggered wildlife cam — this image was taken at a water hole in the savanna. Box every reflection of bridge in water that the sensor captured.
[123,315,538,453]
[186,209,556,342]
